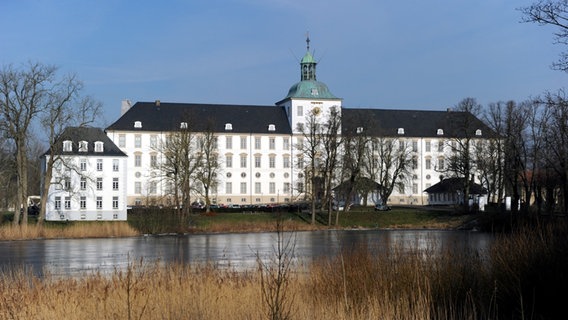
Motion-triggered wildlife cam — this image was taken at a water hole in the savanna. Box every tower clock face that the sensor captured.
[312,107,321,116]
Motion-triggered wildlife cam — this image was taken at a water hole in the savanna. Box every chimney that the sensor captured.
[155,100,161,107]
[121,99,132,116]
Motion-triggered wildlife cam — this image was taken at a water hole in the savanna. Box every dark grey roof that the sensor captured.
[342,108,496,138]
[106,101,292,134]
[44,127,126,157]
[424,177,487,194]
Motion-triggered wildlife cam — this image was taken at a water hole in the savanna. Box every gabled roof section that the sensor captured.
[342,108,497,138]
[424,177,487,194]
[45,127,126,157]
[106,102,292,134]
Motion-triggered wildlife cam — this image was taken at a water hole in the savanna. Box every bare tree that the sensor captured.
[338,125,369,217]
[0,62,97,225]
[194,126,220,214]
[295,111,324,225]
[320,107,342,225]
[521,0,568,72]
[444,98,483,212]
[369,136,413,206]
[159,121,202,214]
[540,90,568,213]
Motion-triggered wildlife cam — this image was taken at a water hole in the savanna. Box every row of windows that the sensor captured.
[63,140,104,152]
[119,134,294,151]
[58,177,120,191]
[78,159,120,172]
[224,182,297,194]
[225,154,292,169]
[54,196,120,210]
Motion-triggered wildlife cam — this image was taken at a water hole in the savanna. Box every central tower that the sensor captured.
[276,36,342,134]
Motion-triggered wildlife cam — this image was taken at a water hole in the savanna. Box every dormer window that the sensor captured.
[94,141,104,152]
[78,141,88,152]
[475,129,482,136]
[180,122,188,129]
[311,88,319,96]
[63,140,72,152]
[356,127,364,134]
[134,121,142,128]
[397,128,405,135]
[268,124,276,131]
[437,129,444,136]
[225,123,233,131]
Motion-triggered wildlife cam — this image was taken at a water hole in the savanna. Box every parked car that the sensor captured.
[374,203,391,211]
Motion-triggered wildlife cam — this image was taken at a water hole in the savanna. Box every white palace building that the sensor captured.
[44,39,494,220]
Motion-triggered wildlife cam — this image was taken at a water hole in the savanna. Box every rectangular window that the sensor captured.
[297,182,304,193]
[412,183,418,194]
[240,136,247,149]
[255,137,261,149]
[135,134,141,148]
[96,197,103,210]
[240,155,247,168]
[135,155,141,167]
[226,182,232,194]
[438,158,445,170]
[150,154,157,167]
[150,135,157,148]
[438,140,444,152]
[226,136,232,149]
[113,196,119,209]
[283,138,290,150]
[297,157,304,169]
[283,156,290,168]
[113,178,119,191]
[269,182,276,194]
[119,134,126,148]
[297,105,303,116]
[97,178,103,190]
[97,159,103,171]
[80,196,86,210]
[135,182,141,194]
[255,182,261,194]
[80,177,87,190]
[412,140,418,152]
[399,140,405,151]
[425,141,431,152]
[398,183,405,194]
[113,159,119,172]
[269,138,275,150]
[240,182,247,194]
[425,158,431,170]
[54,196,61,210]
[283,182,290,193]
[149,182,157,194]
[226,155,233,168]
[64,179,71,191]
[64,197,71,210]
[80,159,87,171]
[255,155,261,168]
[269,156,275,168]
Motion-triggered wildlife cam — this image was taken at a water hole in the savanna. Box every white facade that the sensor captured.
[43,128,128,221]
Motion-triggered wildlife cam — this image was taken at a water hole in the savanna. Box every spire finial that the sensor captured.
[306,32,310,52]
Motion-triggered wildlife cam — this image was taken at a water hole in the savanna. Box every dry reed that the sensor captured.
[1,221,566,319]
[0,222,139,241]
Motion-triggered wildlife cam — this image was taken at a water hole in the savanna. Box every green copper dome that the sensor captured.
[284,80,338,100]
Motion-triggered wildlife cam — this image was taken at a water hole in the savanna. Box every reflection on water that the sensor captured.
[0,230,492,277]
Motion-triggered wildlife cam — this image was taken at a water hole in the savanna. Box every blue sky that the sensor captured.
[0,0,565,126]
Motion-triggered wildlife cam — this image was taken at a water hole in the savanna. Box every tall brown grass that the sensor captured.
[1,220,566,319]
[0,222,139,240]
